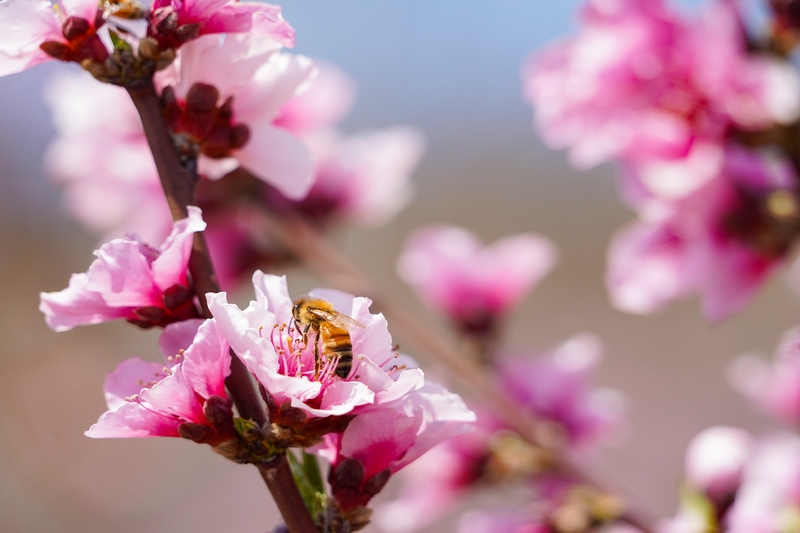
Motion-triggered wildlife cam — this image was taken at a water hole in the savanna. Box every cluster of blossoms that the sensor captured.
[524,0,800,321]
[40,209,475,529]
[661,427,800,533]
[43,32,423,289]
[380,226,630,532]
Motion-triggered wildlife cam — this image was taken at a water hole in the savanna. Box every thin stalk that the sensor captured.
[125,80,316,533]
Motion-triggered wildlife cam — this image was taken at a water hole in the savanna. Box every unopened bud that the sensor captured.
[178,422,217,443]
[40,41,72,61]
[138,37,160,60]
[62,17,90,41]
[163,284,193,309]
[81,59,108,81]
[333,458,365,489]
[153,7,178,33]
[175,23,201,43]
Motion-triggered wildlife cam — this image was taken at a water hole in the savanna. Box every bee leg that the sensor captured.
[313,337,321,380]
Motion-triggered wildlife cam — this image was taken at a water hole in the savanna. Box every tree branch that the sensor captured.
[125,79,316,533]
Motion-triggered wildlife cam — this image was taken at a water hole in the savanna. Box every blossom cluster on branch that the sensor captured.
[8,0,800,532]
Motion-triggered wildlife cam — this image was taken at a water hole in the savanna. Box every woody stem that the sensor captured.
[125,79,318,533]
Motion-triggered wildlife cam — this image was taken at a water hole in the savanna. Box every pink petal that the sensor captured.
[151,206,206,292]
[86,239,159,307]
[235,123,314,200]
[85,400,182,438]
[0,0,60,77]
[179,319,231,400]
[39,273,128,332]
[103,357,171,411]
[138,366,205,425]
[203,3,295,47]
[158,318,205,363]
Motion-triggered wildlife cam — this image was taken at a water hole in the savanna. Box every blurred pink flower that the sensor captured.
[150,0,294,49]
[730,328,800,426]
[396,225,557,332]
[315,382,475,512]
[274,62,357,137]
[86,318,232,439]
[0,0,105,77]
[684,426,753,503]
[156,33,316,199]
[270,127,425,227]
[607,146,795,321]
[39,206,205,331]
[377,335,624,532]
[44,70,172,244]
[497,334,626,452]
[207,272,426,421]
[726,434,800,533]
[523,0,800,197]
[456,509,549,533]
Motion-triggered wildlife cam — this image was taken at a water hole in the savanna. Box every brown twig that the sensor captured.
[252,204,658,533]
[125,80,317,533]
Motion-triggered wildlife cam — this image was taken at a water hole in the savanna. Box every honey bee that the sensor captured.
[292,296,365,379]
[103,0,144,19]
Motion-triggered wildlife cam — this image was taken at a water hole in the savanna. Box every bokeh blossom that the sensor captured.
[397,225,557,334]
[607,146,798,321]
[376,335,624,532]
[523,0,800,198]
[39,206,205,331]
[730,327,800,425]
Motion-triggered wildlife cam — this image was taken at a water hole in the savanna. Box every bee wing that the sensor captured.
[307,307,366,330]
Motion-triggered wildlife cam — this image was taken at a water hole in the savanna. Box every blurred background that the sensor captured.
[0,1,794,531]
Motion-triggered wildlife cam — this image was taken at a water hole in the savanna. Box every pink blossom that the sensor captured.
[523,0,800,196]
[497,334,626,452]
[273,62,357,137]
[607,146,795,321]
[725,434,800,533]
[44,70,172,244]
[156,33,316,199]
[39,206,205,331]
[684,426,753,502]
[150,0,294,49]
[730,328,800,425]
[268,127,425,227]
[315,382,475,512]
[396,225,557,332]
[0,0,106,77]
[86,318,232,438]
[207,272,426,421]
[377,335,624,532]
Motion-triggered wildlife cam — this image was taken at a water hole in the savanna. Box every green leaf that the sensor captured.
[288,450,326,518]
[108,30,133,52]
[233,417,259,437]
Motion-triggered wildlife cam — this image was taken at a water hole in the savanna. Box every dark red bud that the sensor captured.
[62,17,91,41]
[186,83,220,114]
[362,469,391,499]
[178,422,218,443]
[134,305,166,322]
[203,395,235,432]
[40,41,72,61]
[163,284,193,309]
[230,124,250,149]
[333,458,365,489]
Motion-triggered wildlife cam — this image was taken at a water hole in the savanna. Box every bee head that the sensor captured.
[291,297,306,322]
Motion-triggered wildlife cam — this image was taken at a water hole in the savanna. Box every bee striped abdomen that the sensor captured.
[321,323,354,378]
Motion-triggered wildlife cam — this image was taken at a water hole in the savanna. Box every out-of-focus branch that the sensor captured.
[125,80,318,533]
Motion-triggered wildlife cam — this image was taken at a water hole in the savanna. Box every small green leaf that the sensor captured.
[108,30,133,52]
[233,417,259,437]
[289,450,326,518]
[302,451,325,495]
